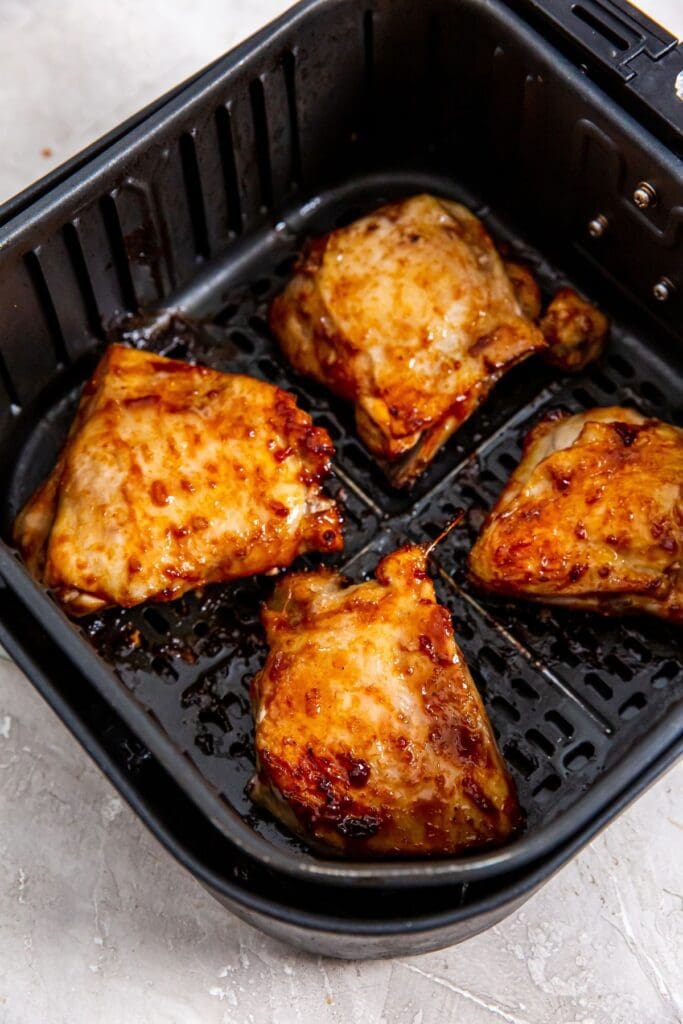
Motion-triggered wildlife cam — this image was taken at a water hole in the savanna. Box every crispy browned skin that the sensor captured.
[14,345,343,616]
[269,194,547,486]
[250,544,520,857]
[504,261,542,321]
[469,407,683,622]
[540,288,609,372]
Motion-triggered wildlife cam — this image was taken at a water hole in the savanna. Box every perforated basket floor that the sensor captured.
[3,170,682,887]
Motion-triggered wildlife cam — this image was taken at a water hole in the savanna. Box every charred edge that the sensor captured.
[336,814,381,839]
[99,194,138,313]
[62,222,106,339]
[23,250,69,366]
[282,50,302,188]
[215,105,243,235]
[179,132,211,261]
[612,421,642,447]
[249,77,273,212]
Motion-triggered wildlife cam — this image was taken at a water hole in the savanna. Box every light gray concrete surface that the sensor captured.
[0,2,682,1022]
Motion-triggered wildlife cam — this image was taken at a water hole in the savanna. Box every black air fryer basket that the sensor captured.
[0,0,681,957]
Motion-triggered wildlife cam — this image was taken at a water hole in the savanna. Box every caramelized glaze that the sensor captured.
[250,544,520,856]
[14,345,343,615]
[270,194,547,486]
[469,407,683,622]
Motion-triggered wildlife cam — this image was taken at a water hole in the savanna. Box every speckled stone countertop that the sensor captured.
[0,3,681,1022]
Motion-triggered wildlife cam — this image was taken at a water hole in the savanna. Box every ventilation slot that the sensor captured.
[99,194,138,312]
[504,743,536,778]
[151,656,178,682]
[215,106,243,234]
[574,386,600,409]
[497,451,519,473]
[639,379,666,406]
[282,50,302,187]
[143,607,171,634]
[585,671,612,701]
[179,132,210,261]
[545,709,574,739]
[604,654,633,682]
[230,330,256,354]
[424,14,441,87]
[257,356,280,383]
[607,352,634,378]
[480,644,507,675]
[571,5,630,52]
[526,728,554,756]
[62,222,105,339]
[563,741,595,772]
[23,251,69,366]
[588,367,616,394]
[363,9,374,134]
[652,661,680,688]
[248,313,273,338]
[532,774,561,801]
[511,677,539,701]
[491,695,520,722]
[0,350,21,410]
[623,636,650,663]
[552,640,580,669]
[251,277,272,298]
[618,693,646,720]
[249,78,273,211]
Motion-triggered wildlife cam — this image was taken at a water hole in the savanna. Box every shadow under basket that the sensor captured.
[0,0,681,955]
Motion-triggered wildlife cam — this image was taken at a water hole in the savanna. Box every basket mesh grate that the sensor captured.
[7,179,683,860]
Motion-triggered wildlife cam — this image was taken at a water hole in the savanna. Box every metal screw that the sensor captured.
[588,214,608,238]
[652,277,674,302]
[633,181,657,209]
[675,70,683,102]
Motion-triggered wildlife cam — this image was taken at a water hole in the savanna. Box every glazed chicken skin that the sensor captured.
[269,194,608,486]
[540,289,609,372]
[14,345,343,615]
[469,407,683,622]
[250,544,520,856]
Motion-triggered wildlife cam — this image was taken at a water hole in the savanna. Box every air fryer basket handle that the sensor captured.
[516,0,683,151]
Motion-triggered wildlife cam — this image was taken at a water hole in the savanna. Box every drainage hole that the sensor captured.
[618,692,647,720]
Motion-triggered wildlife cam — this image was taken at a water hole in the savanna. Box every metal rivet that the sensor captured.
[588,214,608,238]
[633,181,657,209]
[652,277,674,302]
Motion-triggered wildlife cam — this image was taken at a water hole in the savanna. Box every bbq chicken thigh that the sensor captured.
[14,345,343,615]
[469,407,683,622]
[250,544,520,856]
[269,193,608,486]
[270,194,547,486]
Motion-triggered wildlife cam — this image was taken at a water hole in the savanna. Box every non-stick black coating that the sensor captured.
[2,166,681,888]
